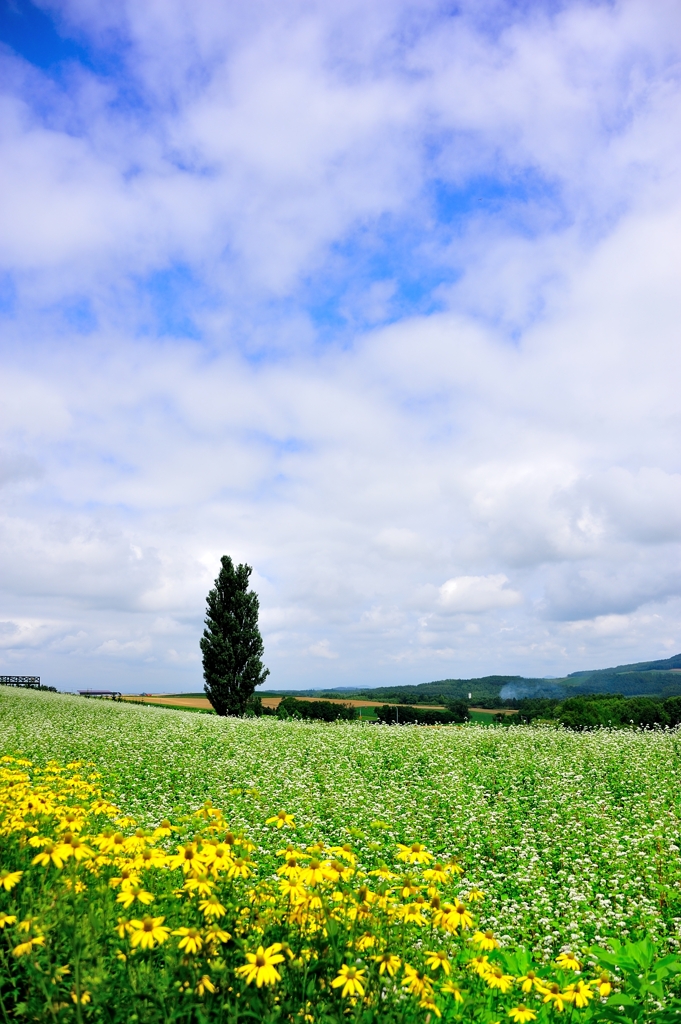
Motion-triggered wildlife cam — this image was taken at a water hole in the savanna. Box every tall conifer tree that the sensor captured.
[200,556,269,716]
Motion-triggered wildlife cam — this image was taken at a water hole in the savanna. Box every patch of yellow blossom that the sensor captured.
[236,943,285,986]
[0,755,624,1020]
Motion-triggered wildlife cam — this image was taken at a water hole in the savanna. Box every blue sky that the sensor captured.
[1,0,681,692]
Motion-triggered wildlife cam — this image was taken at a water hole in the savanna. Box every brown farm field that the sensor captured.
[123,694,444,711]
[121,694,515,715]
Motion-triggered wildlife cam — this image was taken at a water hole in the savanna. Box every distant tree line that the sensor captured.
[501,693,681,729]
[374,700,469,726]
[247,695,472,725]
[354,677,522,706]
[242,694,681,728]
[558,670,681,699]
[244,694,357,722]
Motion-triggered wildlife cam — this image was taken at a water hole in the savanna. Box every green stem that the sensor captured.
[0,965,12,1024]
[70,857,84,1024]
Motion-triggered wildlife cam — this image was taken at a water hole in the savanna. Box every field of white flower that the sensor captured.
[2,686,680,961]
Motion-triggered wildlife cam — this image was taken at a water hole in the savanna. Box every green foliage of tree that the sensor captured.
[556,693,681,730]
[357,676,525,705]
[665,696,681,726]
[276,696,357,722]
[444,698,471,722]
[509,697,562,722]
[244,693,264,717]
[375,703,469,725]
[200,556,269,716]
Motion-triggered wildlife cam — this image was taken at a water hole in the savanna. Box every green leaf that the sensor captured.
[626,938,657,971]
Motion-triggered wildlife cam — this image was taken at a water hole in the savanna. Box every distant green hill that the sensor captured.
[351,676,544,705]
[567,652,681,676]
[502,653,681,701]
[258,653,681,705]
[261,675,556,705]
[561,670,681,697]
[500,672,681,701]
[260,676,532,704]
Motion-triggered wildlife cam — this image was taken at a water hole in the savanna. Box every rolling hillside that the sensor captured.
[259,652,681,705]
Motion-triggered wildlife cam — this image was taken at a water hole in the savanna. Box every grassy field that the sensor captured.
[121,693,503,723]
[2,686,681,1022]
[2,686,681,954]
[121,694,451,718]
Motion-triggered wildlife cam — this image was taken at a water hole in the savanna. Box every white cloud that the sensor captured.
[308,640,339,660]
[0,0,681,691]
[96,638,153,658]
[438,575,523,614]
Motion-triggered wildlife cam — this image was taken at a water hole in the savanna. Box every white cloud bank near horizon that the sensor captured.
[1,0,681,692]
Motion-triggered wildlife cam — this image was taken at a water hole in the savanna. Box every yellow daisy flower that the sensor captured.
[196,974,216,996]
[402,964,434,998]
[423,863,450,884]
[508,1005,537,1022]
[114,918,132,939]
[324,859,354,883]
[13,935,45,957]
[199,895,227,919]
[399,901,427,926]
[266,810,296,829]
[135,847,167,870]
[328,843,357,865]
[565,981,594,1008]
[369,863,397,881]
[226,857,254,880]
[173,927,203,954]
[168,843,202,873]
[373,953,401,976]
[441,981,464,1002]
[442,900,474,931]
[128,916,170,950]
[596,973,612,998]
[556,951,581,972]
[62,834,93,861]
[425,950,451,974]
[467,955,491,978]
[396,874,420,899]
[541,983,569,1012]
[279,878,307,903]
[473,929,500,951]
[277,856,301,878]
[56,809,85,833]
[299,859,326,886]
[397,842,434,865]
[518,970,542,993]
[236,943,285,987]
[153,819,174,838]
[116,886,155,909]
[485,966,515,993]
[109,868,141,890]
[0,869,23,891]
[331,964,366,998]
[183,872,214,896]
